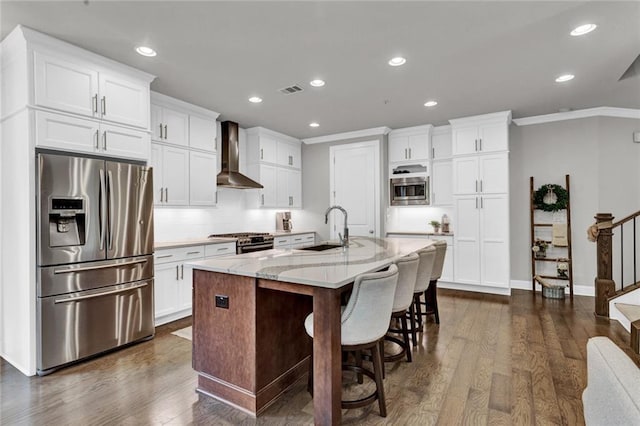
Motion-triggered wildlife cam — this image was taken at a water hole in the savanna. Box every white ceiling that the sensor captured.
[1,1,639,139]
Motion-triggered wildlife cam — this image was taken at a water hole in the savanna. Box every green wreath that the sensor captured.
[534,184,569,212]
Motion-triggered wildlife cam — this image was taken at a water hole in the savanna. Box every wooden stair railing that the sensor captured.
[594,210,640,317]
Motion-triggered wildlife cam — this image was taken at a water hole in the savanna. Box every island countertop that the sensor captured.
[188,236,433,289]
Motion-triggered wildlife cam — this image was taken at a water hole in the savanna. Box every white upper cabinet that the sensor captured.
[189,150,217,206]
[189,115,217,152]
[431,126,452,160]
[151,104,189,146]
[150,92,219,151]
[450,111,511,156]
[150,144,189,206]
[246,127,303,209]
[452,153,508,195]
[388,125,432,163]
[33,51,150,130]
[246,127,302,169]
[431,161,452,206]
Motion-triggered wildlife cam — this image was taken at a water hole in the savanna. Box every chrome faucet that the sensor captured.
[324,205,349,246]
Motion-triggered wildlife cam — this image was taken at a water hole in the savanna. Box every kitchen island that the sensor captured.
[188,236,433,425]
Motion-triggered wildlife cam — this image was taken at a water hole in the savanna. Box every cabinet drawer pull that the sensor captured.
[176,265,180,280]
[187,251,201,255]
[408,147,412,158]
[181,264,184,279]
[156,254,173,259]
[294,238,302,242]
[475,139,478,151]
[481,197,484,208]
[217,247,229,251]
[94,130,99,149]
[165,188,168,202]
[432,147,435,158]
[93,94,98,114]
[261,194,265,205]
[101,96,106,116]
[164,124,168,139]
[479,138,482,151]
[102,131,107,151]
[260,148,263,160]
[159,123,164,139]
[160,187,164,203]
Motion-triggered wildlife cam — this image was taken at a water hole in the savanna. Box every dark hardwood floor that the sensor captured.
[2,289,638,425]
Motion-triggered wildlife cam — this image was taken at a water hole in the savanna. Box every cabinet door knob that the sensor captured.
[369,230,374,234]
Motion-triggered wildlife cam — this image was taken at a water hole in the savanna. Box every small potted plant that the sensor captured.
[532,239,548,258]
[430,220,441,233]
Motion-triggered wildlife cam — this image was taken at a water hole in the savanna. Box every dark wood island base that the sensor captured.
[192,270,314,416]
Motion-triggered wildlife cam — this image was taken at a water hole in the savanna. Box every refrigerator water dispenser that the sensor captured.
[48,197,85,247]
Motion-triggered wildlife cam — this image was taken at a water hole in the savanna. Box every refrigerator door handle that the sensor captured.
[99,169,107,250]
[53,282,148,304]
[53,258,148,274]
[107,170,114,250]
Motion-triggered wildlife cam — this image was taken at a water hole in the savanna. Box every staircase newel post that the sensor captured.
[595,213,615,317]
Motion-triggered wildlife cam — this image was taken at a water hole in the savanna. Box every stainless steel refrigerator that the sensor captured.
[36,152,155,375]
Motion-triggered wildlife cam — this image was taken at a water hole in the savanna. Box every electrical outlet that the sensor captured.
[215,295,229,309]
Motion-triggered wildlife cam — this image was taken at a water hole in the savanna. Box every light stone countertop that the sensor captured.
[188,236,434,289]
[155,237,237,250]
[386,231,454,237]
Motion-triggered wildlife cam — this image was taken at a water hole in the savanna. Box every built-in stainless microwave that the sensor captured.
[390,176,430,206]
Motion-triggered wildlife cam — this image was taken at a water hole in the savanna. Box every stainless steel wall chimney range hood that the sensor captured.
[217,121,263,189]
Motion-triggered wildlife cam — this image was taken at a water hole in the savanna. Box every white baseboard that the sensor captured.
[0,350,35,376]
[510,279,595,297]
[439,281,511,296]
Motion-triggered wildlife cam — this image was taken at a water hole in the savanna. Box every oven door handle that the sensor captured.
[53,258,148,274]
[54,282,148,304]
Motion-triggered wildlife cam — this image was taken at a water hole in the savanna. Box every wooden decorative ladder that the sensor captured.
[530,175,574,297]
[594,209,640,354]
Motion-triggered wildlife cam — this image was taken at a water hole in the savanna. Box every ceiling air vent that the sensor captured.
[279,84,304,95]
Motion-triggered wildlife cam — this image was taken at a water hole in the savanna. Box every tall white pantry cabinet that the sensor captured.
[450,111,511,294]
[0,26,155,375]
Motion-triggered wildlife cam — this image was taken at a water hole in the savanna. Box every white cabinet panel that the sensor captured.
[189,151,217,206]
[408,133,429,161]
[35,111,99,154]
[189,115,216,152]
[290,170,302,208]
[277,140,301,169]
[252,164,277,207]
[34,52,98,118]
[274,235,292,248]
[478,154,509,194]
[150,104,162,141]
[452,157,479,195]
[178,263,193,311]
[154,262,180,320]
[453,196,481,285]
[100,122,149,161]
[153,144,189,206]
[161,107,189,147]
[431,128,452,160]
[431,161,452,206]
[452,126,478,156]
[388,131,430,163]
[479,195,509,288]
[259,135,277,164]
[98,72,149,129]
[204,242,236,258]
[35,111,148,160]
[453,153,508,195]
[478,122,508,153]
[389,135,409,163]
[276,167,290,207]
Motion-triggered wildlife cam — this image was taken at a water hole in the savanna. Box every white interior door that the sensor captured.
[330,141,379,240]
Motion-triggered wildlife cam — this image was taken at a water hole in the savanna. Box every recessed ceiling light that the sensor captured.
[310,79,325,87]
[570,24,597,36]
[388,57,406,67]
[555,74,575,83]
[424,100,438,107]
[135,46,157,57]
[309,122,320,128]
[248,96,263,103]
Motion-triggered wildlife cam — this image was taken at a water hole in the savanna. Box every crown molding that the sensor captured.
[513,107,640,126]
[302,126,391,145]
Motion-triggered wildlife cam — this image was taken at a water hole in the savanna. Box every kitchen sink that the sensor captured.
[298,243,343,251]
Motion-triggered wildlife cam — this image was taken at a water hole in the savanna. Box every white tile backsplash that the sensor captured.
[385,206,455,234]
[154,188,304,242]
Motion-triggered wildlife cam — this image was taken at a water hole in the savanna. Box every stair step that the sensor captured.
[615,303,640,322]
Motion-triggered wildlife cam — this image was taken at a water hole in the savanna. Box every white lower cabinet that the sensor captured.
[274,233,315,249]
[454,194,509,288]
[154,242,235,325]
[35,110,149,161]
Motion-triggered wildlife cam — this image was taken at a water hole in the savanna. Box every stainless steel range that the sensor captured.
[208,232,274,254]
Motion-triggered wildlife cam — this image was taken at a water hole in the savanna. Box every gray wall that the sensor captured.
[509,116,640,287]
[298,134,387,241]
